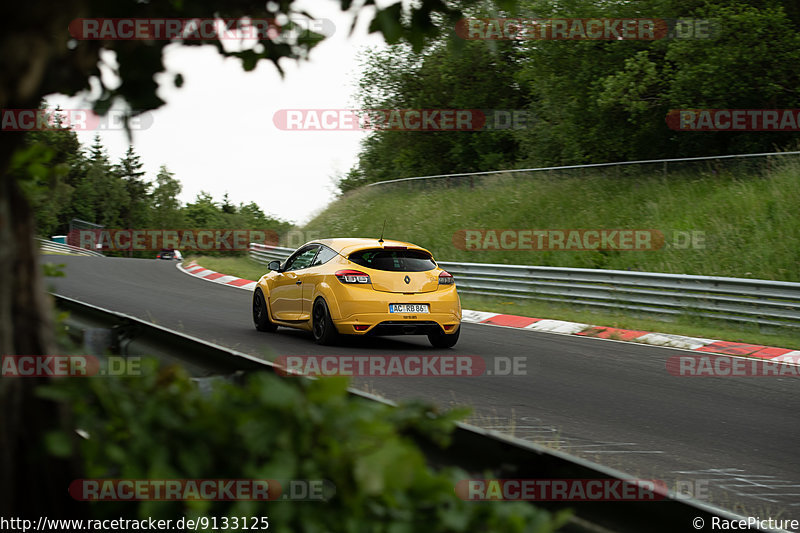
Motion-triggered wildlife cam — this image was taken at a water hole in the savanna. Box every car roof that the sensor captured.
[304,238,432,256]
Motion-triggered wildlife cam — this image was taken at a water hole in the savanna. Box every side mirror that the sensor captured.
[268,260,281,272]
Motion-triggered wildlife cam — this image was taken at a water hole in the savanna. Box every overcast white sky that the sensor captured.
[46,1,388,225]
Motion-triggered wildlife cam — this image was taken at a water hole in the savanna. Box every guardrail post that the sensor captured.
[83,327,114,356]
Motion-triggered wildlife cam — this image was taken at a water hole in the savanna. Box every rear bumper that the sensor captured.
[326,284,461,336]
[333,313,460,336]
[368,321,458,336]
[331,301,460,336]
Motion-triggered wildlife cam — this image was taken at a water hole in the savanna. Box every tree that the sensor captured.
[221,192,236,215]
[0,0,493,518]
[20,107,83,237]
[184,191,222,228]
[343,37,529,190]
[114,145,151,236]
[512,0,800,163]
[149,165,184,228]
[237,201,270,226]
[73,135,129,228]
[658,2,800,155]
[342,0,800,178]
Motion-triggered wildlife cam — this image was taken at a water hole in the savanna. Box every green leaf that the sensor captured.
[44,431,72,458]
[370,4,404,43]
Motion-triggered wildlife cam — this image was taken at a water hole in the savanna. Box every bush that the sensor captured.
[39,360,569,532]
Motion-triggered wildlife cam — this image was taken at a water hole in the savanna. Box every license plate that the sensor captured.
[389,304,429,313]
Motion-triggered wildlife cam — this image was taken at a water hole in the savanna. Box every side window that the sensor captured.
[284,246,320,271]
[310,245,337,267]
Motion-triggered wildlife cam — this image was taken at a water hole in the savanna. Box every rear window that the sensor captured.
[348,248,436,272]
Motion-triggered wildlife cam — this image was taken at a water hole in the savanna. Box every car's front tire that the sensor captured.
[428,325,460,348]
[253,288,278,333]
[312,298,338,345]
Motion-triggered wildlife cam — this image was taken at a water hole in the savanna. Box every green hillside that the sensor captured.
[302,161,800,282]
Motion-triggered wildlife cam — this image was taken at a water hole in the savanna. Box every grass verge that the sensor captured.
[301,159,800,281]
[460,294,800,350]
[184,254,267,282]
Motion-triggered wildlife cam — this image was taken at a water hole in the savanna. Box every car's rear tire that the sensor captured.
[428,325,460,348]
[312,298,338,345]
[253,288,278,332]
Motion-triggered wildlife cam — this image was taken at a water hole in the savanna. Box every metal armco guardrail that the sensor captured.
[249,242,295,264]
[440,262,800,329]
[38,238,104,257]
[364,150,800,187]
[248,244,800,329]
[54,293,772,533]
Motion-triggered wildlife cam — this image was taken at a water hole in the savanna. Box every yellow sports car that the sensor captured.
[252,238,461,347]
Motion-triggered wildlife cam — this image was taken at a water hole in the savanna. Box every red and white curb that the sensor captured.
[462,311,799,361]
[179,261,799,361]
[178,261,257,291]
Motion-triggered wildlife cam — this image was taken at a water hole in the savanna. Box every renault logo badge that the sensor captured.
[404,275,411,284]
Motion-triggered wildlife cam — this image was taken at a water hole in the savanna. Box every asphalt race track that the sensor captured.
[45,255,800,522]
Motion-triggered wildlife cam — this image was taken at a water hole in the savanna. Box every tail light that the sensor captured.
[438,270,454,285]
[335,269,371,284]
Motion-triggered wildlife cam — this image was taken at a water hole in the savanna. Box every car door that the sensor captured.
[300,245,339,319]
[269,245,320,321]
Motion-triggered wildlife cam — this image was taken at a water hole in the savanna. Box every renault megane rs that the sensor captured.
[252,238,461,347]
